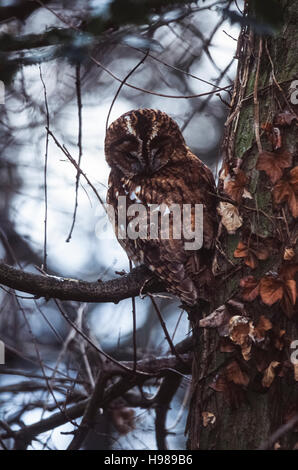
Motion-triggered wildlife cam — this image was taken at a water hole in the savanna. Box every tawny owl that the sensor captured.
[105,109,217,305]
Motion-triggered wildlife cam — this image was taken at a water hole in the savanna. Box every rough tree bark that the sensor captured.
[0,0,297,451]
[187,0,298,450]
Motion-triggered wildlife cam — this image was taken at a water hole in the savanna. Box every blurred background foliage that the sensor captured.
[0,0,276,450]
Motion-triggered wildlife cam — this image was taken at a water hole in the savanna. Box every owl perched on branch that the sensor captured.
[105,109,217,305]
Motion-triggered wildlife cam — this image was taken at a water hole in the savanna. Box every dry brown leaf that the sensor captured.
[241,343,252,361]
[234,239,270,270]
[279,263,298,281]
[262,361,280,388]
[219,162,229,181]
[217,202,243,234]
[224,170,247,203]
[284,247,295,260]
[259,276,284,306]
[260,274,296,317]
[253,315,272,342]
[274,329,285,351]
[225,361,250,386]
[209,375,228,392]
[280,279,297,318]
[273,167,298,218]
[202,411,216,427]
[229,316,250,345]
[256,150,292,184]
[228,316,252,360]
[234,241,249,258]
[240,276,260,301]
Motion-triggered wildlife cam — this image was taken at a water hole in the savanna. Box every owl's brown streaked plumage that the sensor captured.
[104,108,217,305]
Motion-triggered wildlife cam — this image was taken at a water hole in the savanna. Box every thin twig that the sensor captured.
[90,55,232,100]
[54,299,153,377]
[106,50,149,131]
[129,260,138,374]
[66,63,83,242]
[46,128,106,211]
[39,65,49,271]
[149,295,184,365]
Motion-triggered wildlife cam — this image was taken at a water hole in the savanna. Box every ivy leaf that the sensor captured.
[217,202,243,234]
[273,167,298,218]
[225,360,250,386]
[259,275,297,318]
[234,239,270,269]
[280,280,297,318]
[279,263,298,281]
[256,150,292,184]
[262,361,280,388]
[224,170,247,204]
[240,276,260,301]
[259,276,284,305]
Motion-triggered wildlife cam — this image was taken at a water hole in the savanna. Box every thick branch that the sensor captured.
[0,262,164,303]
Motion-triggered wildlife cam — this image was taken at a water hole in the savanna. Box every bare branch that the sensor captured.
[0,353,191,449]
[0,262,163,303]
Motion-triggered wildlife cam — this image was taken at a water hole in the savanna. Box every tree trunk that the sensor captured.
[188,0,298,450]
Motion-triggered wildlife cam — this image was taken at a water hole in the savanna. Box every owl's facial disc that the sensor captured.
[148,135,172,172]
[108,136,145,177]
[105,109,186,177]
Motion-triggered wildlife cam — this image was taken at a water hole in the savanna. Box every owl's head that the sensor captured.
[105,109,186,177]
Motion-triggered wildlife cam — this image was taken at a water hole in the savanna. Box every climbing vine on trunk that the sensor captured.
[188,0,298,450]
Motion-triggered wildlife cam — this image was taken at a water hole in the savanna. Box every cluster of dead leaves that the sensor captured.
[217,166,251,235]
[228,314,273,361]
[199,302,275,361]
[240,263,298,318]
[201,303,295,395]
[256,110,297,218]
[210,314,289,391]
